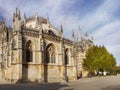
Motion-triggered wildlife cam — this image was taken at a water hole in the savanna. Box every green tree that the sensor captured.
[83,45,116,75]
[115,66,120,74]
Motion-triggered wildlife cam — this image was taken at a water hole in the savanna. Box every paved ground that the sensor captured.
[68,75,120,90]
[0,76,120,90]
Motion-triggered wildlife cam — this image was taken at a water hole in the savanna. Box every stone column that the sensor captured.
[39,36,46,82]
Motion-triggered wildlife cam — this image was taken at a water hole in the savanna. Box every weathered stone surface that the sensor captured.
[0,8,93,84]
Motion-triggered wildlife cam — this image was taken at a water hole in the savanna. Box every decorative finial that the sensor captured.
[47,16,50,24]
[16,8,18,16]
[60,25,63,33]
[16,8,18,13]
[24,13,26,19]
[85,32,89,40]
[72,29,75,42]
[19,10,20,16]
[35,12,39,18]
[78,25,82,42]
[72,29,74,38]
[13,13,15,22]
[19,10,21,19]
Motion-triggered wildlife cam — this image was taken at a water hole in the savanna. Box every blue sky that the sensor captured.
[0,0,120,65]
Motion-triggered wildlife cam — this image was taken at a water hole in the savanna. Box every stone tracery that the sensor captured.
[46,43,55,63]
[26,40,33,62]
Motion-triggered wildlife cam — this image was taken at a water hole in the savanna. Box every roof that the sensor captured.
[25,15,47,24]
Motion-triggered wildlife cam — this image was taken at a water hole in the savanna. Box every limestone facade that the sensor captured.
[75,27,94,78]
[0,8,93,83]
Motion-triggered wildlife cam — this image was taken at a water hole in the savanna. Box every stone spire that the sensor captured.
[47,16,50,27]
[13,8,21,22]
[60,25,63,39]
[15,8,18,16]
[19,10,20,18]
[78,26,82,42]
[72,30,74,38]
[72,29,74,42]
[24,13,26,19]
[35,12,39,21]
[13,13,15,22]
[13,8,21,31]
[35,12,39,27]
[47,16,49,23]
[85,32,89,40]
[15,8,21,19]
[23,13,26,27]
[60,25,63,33]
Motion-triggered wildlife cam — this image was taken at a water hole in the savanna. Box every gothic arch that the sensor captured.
[26,40,33,62]
[65,48,69,65]
[46,43,56,63]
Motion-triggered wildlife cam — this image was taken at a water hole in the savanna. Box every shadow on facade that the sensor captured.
[0,82,73,90]
[21,36,29,83]
[102,85,120,90]
[21,64,29,83]
[44,42,48,82]
[44,64,48,82]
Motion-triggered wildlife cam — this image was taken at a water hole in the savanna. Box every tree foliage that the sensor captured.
[83,45,116,74]
[115,66,120,74]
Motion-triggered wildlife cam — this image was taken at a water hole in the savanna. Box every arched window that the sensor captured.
[46,44,55,63]
[65,48,69,65]
[26,40,33,62]
[48,30,55,36]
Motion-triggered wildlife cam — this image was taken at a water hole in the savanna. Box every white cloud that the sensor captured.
[79,0,120,32]
[93,20,120,41]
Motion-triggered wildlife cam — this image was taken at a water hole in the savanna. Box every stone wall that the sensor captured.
[22,64,41,82]
[0,70,3,80]
[47,65,63,82]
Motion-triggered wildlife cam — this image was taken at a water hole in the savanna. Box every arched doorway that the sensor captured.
[65,48,69,65]
[46,43,55,63]
[44,43,56,82]
[26,40,33,62]
[64,48,69,81]
[22,40,33,82]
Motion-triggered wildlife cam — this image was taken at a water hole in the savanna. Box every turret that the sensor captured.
[13,8,21,20]
[78,26,82,42]
[13,8,21,31]
[23,13,26,27]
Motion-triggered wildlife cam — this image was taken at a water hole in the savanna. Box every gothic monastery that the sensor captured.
[0,8,93,83]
